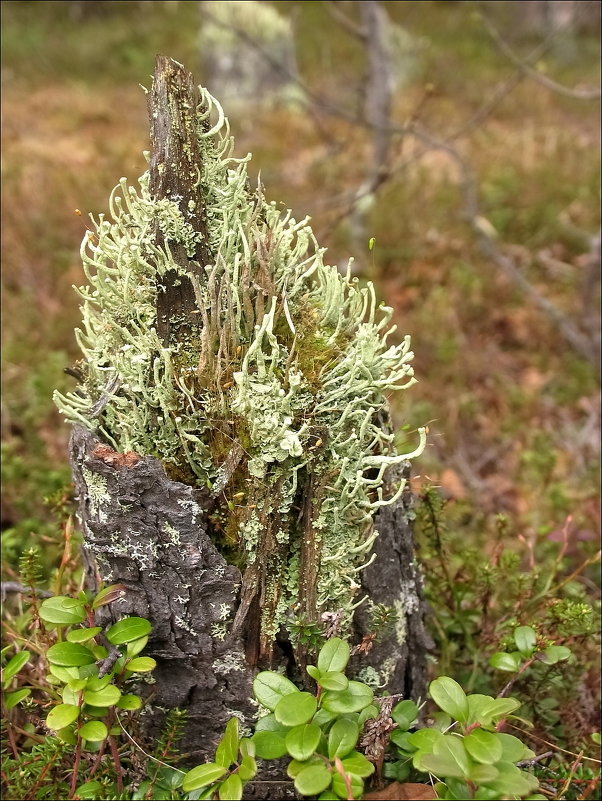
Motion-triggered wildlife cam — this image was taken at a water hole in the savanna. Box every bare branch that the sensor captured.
[479,9,601,101]
[324,0,367,40]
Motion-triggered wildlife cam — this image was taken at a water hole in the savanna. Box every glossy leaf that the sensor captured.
[47,642,96,667]
[331,770,364,799]
[392,699,419,730]
[67,627,102,644]
[328,718,359,759]
[79,720,108,741]
[481,762,539,795]
[429,677,469,723]
[514,626,537,657]
[83,684,121,707]
[252,731,288,759]
[5,688,31,709]
[218,773,242,800]
[106,616,151,645]
[238,755,257,781]
[275,691,317,727]
[117,694,142,710]
[254,712,288,733]
[408,728,445,753]
[126,636,149,657]
[253,671,298,711]
[125,657,156,673]
[216,717,239,768]
[46,703,80,730]
[540,645,571,664]
[496,733,535,763]
[321,681,373,714]
[358,703,379,727]
[464,729,503,764]
[306,665,321,681]
[489,652,522,672]
[340,751,375,778]
[317,671,349,691]
[85,674,112,692]
[39,596,86,626]
[285,722,322,761]
[294,763,332,796]
[182,763,228,793]
[2,651,30,686]
[317,638,350,674]
[74,782,104,799]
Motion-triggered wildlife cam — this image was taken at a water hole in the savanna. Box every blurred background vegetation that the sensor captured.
[1,0,600,784]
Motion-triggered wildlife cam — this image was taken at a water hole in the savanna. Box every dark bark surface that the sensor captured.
[70,425,256,761]
[149,56,210,346]
[355,462,433,702]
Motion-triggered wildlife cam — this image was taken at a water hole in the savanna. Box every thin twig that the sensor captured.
[479,10,601,101]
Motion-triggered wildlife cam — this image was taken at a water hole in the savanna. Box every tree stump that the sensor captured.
[62,56,430,773]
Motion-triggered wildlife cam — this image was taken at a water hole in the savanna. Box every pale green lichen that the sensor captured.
[55,84,425,641]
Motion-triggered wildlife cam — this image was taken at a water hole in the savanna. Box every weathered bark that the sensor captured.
[355,462,433,701]
[70,426,257,761]
[70,54,430,793]
[149,55,210,345]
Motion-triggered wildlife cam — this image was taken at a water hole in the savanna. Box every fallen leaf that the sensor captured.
[364,782,438,800]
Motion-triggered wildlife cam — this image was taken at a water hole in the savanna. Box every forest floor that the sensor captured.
[1,0,600,792]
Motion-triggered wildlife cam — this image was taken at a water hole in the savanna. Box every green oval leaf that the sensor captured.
[429,677,469,723]
[252,730,288,759]
[321,681,373,714]
[182,763,228,793]
[125,657,156,673]
[216,717,239,768]
[86,674,112,692]
[218,773,242,801]
[79,720,108,742]
[317,671,349,692]
[254,712,289,734]
[328,718,359,759]
[67,627,102,644]
[2,651,30,686]
[46,703,80,730]
[47,642,96,667]
[238,754,257,781]
[407,727,444,752]
[514,626,537,657]
[39,596,86,626]
[540,645,571,665]
[294,763,332,796]
[106,617,151,645]
[489,652,522,672]
[331,771,364,799]
[126,636,149,657]
[340,751,375,778]
[253,671,299,711]
[275,691,317,727]
[464,729,503,764]
[285,722,321,761]
[392,699,419,730]
[73,781,104,799]
[497,733,535,763]
[83,685,121,707]
[5,688,32,709]
[117,694,142,710]
[317,638,350,674]
[306,665,321,681]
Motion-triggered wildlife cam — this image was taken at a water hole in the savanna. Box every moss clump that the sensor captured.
[55,83,425,641]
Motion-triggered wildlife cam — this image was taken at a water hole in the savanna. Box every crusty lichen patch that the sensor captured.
[55,84,425,641]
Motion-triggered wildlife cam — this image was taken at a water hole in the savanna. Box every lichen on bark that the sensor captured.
[55,57,426,664]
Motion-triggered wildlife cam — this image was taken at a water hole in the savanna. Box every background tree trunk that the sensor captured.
[70,55,429,780]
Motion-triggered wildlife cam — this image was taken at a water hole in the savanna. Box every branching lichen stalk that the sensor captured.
[55,81,425,647]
